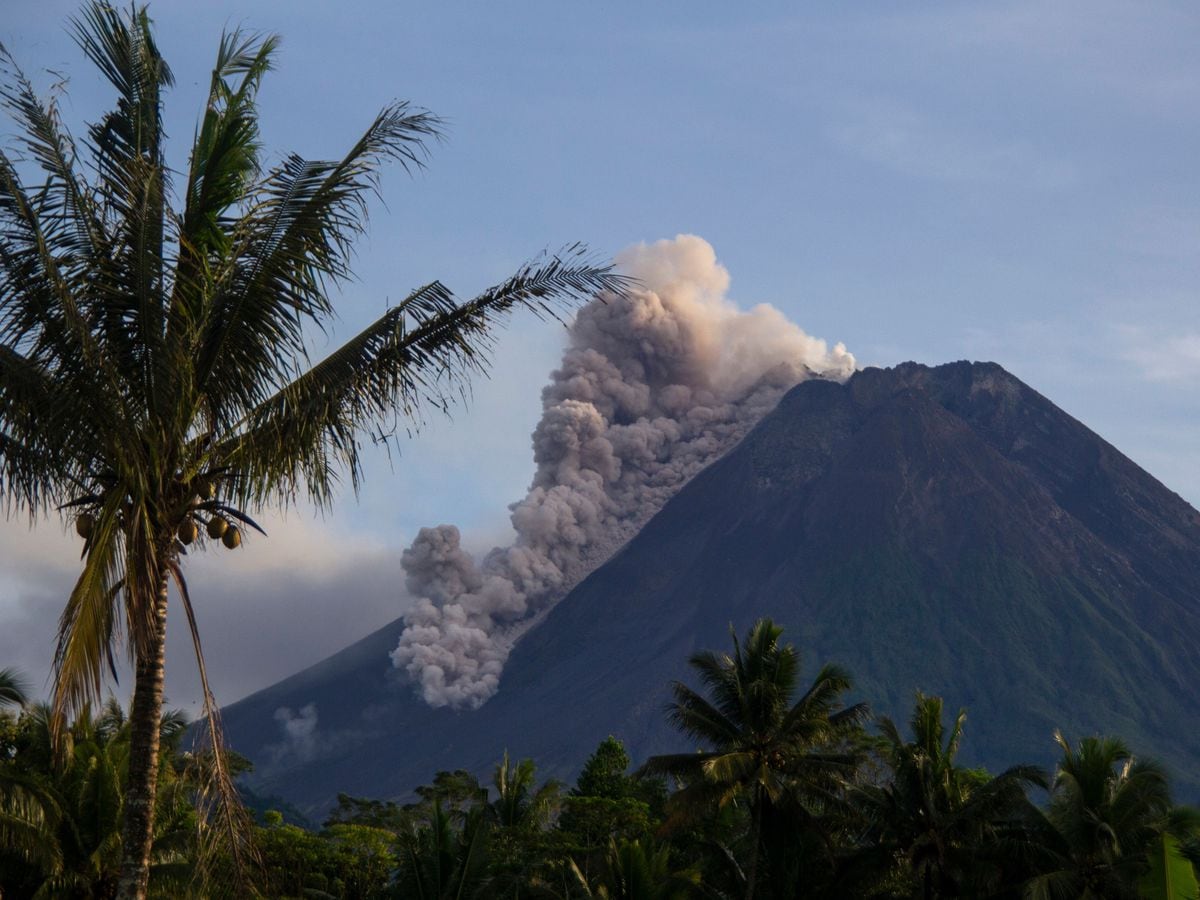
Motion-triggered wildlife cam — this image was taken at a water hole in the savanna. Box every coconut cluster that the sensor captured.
[71,473,243,551]
[176,476,241,550]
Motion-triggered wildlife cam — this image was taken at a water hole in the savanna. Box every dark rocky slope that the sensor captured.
[221,361,1200,817]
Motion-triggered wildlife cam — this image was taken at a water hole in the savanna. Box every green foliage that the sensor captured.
[849,693,1047,898]
[326,793,409,831]
[0,700,199,897]
[567,838,701,899]
[254,815,397,900]
[491,751,562,831]
[0,668,29,709]
[575,737,634,801]
[1022,733,1200,900]
[1139,835,1200,900]
[6,623,1200,899]
[395,800,491,899]
[415,770,489,816]
[641,618,869,900]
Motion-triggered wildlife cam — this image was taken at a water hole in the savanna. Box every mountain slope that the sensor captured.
[221,361,1200,817]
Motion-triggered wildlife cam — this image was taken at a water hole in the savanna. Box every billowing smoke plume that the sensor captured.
[390,236,855,708]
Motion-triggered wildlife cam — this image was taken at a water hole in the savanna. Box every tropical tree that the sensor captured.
[0,667,29,709]
[848,693,1046,899]
[255,811,397,900]
[0,699,199,897]
[486,752,564,892]
[1023,733,1200,900]
[395,800,492,900]
[490,751,563,832]
[565,838,701,900]
[0,670,58,888]
[0,4,625,897]
[640,618,868,900]
[560,737,663,883]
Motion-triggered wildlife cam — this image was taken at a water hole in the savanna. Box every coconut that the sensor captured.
[198,479,217,501]
[222,525,242,549]
[75,514,94,539]
[178,518,198,545]
[207,516,229,539]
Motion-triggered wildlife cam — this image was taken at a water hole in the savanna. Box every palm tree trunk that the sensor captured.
[745,789,763,900]
[115,576,169,900]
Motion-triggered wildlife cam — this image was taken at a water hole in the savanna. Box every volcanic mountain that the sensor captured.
[221,361,1200,818]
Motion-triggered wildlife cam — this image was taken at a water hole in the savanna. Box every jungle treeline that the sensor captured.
[2,619,1198,899]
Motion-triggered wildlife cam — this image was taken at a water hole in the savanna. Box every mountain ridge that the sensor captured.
[221,360,1200,816]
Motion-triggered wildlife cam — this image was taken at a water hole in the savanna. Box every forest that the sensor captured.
[2,618,1197,899]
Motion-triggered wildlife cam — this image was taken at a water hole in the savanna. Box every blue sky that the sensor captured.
[1,1,1198,710]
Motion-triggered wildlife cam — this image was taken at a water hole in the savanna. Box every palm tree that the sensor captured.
[396,799,492,900]
[849,693,1046,899]
[1023,733,1200,900]
[0,667,29,709]
[0,5,626,896]
[490,751,563,832]
[0,666,46,879]
[640,618,868,900]
[486,752,563,892]
[565,838,701,900]
[0,700,199,897]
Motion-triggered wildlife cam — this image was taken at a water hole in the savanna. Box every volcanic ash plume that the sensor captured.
[390,235,856,708]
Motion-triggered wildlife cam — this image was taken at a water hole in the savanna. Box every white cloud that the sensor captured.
[829,102,1076,188]
[1115,325,1200,384]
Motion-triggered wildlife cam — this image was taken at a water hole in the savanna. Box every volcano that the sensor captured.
[220,361,1200,818]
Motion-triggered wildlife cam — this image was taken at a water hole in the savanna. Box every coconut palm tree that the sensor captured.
[396,800,493,900]
[0,670,56,886]
[0,700,198,897]
[490,751,563,832]
[1022,733,1200,900]
[849,693,1046,899]
[640,618,868,900]
[0,5,626,896]
[565,838,702,900]
[0,667,29,709]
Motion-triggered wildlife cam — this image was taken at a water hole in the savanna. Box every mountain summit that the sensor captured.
[222,361,1200,816]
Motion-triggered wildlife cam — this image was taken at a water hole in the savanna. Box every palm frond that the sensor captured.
[195,101,442,430]
[182,28,276,247]
[168,28,278,373]
[0,150,117,392]
[636,752,723,781]
[70,3,175,414]
[0,773,64,874]
[0,343,104,510]
[168,560,260,894]
[219,254,627,507]
[666,682,741,749]
[51,497,127,737]
[0,666,30,707]
[0,44,103,263]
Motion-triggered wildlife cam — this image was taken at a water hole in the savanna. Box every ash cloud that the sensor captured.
[390,235,855,708]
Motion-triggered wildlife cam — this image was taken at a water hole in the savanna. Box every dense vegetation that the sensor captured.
[3,619,1198,899]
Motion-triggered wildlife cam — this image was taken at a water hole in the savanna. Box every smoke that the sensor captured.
[390,235,855,708]
[270,703,321,763]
